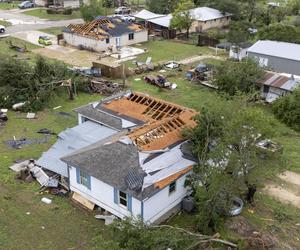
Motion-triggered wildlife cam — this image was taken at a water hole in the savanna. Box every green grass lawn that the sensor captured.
[0,20,11,27]
[0,92,121,249]
[0,2,19,9]
[0,37,39,59]
[130,40,215,64]
[39,26,64,36]
[23,9,82,21]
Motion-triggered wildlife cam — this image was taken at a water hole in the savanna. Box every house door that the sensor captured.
[116,37,121,48]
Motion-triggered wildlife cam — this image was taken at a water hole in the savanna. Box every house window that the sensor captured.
[79,170,89,188]
[106,38,110,44]
[129,33,134,40]
[119,191,128,207]
[169,181,176,195]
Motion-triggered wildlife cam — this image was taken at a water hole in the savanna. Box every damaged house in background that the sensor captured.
[37,91,198,223]
[63,16,148,53]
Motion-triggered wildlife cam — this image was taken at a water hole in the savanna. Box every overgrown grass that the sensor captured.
[23,9,82,20]
[0,20,11,27]
[0,37,39,61]
[0,2,19,9]
[39,26,64,36]
[130,40,215,64]
[0,92,118,249]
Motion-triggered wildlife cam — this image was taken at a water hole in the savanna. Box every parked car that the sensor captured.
[114,6,130,14]
[18,1,34,9]
[38,36,52,46]
[0,25,5,34]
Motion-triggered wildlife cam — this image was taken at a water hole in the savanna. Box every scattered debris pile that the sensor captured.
[144,75,177,90]
[89,79,123,96]
[5,136,50,149]
[69,66,101,77]
[186,64,216,89]
[8,40,28,53]
[10,159,67,194]
[0,109,8,125]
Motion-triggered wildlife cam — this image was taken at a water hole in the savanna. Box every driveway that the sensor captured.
[0,9,83,34]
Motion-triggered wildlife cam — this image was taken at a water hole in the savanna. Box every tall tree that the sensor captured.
[80,0,105,22]
[147,0,178,14]
[171,0,195,38]
[214,58,263,96]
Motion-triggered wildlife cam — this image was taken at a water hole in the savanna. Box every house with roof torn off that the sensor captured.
[37,91,198,223]
[259,71,300,103]
[63,16,148,52]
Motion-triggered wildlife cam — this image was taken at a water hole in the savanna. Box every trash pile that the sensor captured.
[144,75,177,90]
[0,109,8,125]
[69,66,101,77]
[10,159,67,195]
[5,136,50,149]
[89,79,123,96]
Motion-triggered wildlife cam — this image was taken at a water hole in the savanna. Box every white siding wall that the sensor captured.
[63,30,148,53]
[69,166,141,219]
[143,174,190,224]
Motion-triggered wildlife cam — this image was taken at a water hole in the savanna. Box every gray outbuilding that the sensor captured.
[247,40,300,75]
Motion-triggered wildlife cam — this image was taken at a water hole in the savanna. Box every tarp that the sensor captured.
[37,121,117,177]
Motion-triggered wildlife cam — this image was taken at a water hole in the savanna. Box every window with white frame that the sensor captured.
[79,170,89,188]
[119,191,128,207]
[169,181,176,195]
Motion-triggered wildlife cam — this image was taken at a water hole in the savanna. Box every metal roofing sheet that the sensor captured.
[37,121,117,177]
[189,7,230,21]
[247,40,300,62]
[148,14,172,28]
[133,9,165,20]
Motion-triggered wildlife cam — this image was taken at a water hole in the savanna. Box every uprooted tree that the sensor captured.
[0,56,75,111]
[184,97,279,233]
[109,217,237,249]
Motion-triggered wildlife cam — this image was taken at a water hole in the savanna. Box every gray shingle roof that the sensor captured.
[61,141,146,198]
[74,104,123,130]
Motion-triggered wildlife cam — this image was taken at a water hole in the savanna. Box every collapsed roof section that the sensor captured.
[64,16,145,41]
[97,92,197,150]
[66,91,198,199]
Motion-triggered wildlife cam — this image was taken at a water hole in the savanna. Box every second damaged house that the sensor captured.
[38,92,197,223]
[63,16,148,52]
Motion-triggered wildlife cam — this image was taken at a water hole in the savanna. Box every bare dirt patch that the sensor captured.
[278,171,300,187]
[265,171,300,209]
[32,47,100,67]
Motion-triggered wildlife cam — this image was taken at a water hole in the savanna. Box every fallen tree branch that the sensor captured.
[150,224,237,248]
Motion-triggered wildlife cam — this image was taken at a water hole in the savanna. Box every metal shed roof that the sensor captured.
[133,9,165,20]
[189,7,231,21]
[36,121,117,177]
[148,14,173,28]
[247,40,300,62]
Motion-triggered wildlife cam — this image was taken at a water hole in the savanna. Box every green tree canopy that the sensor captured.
[171,0,195,38]
[257,23,300,44]
[214,58,263,96]
[80,0,105,22]
[272,87,300,132]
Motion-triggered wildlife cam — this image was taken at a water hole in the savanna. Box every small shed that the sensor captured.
[92,59,128,79]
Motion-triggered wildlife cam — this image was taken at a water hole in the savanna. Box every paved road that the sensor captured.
[0,8,83,34]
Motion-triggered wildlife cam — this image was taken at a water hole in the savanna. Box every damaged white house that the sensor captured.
[37,91,198,223]
[63,16,148,52]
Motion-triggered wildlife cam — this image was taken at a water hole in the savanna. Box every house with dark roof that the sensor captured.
[63,16,148,52]
[39,91,198,223]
